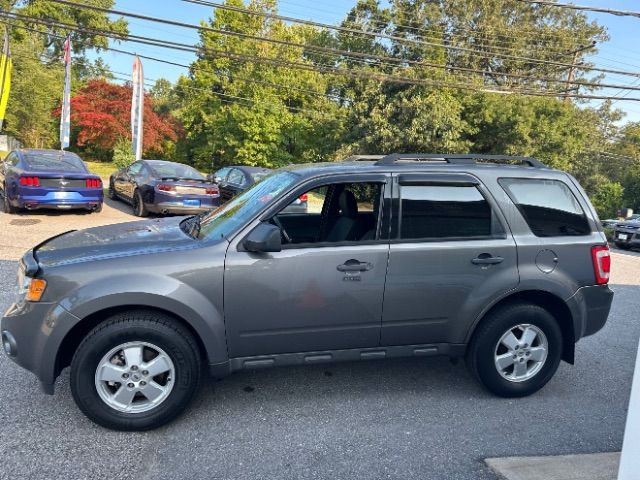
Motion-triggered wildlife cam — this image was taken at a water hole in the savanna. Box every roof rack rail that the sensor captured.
[376,153,547,168]
[342,155,386,162]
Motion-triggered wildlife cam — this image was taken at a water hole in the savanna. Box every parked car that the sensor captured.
[0,149,103,213]
[2,153,613,431]
[601,218,620,229]
[208,165,308,213]
[109,160,220,216]
[613,214,640,250]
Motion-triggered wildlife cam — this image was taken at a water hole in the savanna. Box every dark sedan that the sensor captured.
[208,165,307,213]
[613,214,640,250]
[1,149,103,213]
[109,160,220,216]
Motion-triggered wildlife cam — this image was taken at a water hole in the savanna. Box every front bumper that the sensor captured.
[613,228,640,247]
[566,284,614,340]
[1,300,81,394]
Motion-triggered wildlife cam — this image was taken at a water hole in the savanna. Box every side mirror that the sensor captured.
[243,223,282,253]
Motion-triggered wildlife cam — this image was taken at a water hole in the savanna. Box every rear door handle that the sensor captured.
[337,259,373,272]
[471,254,504,265]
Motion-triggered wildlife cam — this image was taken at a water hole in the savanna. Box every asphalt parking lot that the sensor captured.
[0,210,638,479]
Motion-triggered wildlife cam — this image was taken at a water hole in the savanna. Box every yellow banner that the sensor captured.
[0,30,11,126]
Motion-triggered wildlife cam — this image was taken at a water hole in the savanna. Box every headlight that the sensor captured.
[16,267,47,303]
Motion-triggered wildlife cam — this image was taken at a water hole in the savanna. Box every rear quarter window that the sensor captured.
[499,178,591,237]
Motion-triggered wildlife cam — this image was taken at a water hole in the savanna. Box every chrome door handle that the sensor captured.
[471,255,504,265]
[337,260,373,272]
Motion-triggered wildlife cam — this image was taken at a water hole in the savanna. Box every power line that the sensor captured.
[182,0,580,62]
[5,11,640,102]
[276,0,596,55]
[46,0,640,80]
[14,3,640,93]
[517,1,640,19]
[0,19,348,103]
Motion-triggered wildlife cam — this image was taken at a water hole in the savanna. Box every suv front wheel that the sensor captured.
[70,311,201,431]
[466,302,562,397]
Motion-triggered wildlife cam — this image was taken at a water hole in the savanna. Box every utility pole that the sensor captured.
[564,41,596,102]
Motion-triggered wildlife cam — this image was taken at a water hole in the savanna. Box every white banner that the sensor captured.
[59,35,71,150]
[131,56,144,160]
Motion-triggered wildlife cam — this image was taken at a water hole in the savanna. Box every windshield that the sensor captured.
[197,171,299,240]
[24,152,86,172]
[148,161,204,180]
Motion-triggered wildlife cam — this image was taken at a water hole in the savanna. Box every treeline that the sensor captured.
[3,0,640,216]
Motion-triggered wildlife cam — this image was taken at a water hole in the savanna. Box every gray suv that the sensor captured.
[1,154,614,431]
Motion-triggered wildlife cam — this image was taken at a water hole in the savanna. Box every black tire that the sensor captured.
[93,203,103,213]
[70,310,202,431]
[466,302,562,398]
[2,184,17,214]
[108,179,117,201]
[615,242,631,250]
[132,189,149,217]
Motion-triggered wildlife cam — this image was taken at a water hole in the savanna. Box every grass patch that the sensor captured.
[85,160,118,178]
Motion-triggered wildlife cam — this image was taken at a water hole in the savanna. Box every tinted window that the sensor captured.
[500,178,590,237]
[227,169,245,186]
[213,167,230,182]
[24,152,86,172]
[399,185,493,239]
[147,161,204,180]
[127,163,143,176]
[5,153,18,166]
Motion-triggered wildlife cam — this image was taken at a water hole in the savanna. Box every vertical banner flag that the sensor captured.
[131,56,144,160]
[59,35,72,149]
[0,28,13,129]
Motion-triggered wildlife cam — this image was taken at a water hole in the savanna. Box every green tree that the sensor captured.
[2,0,127,147]
[590,178,625,219]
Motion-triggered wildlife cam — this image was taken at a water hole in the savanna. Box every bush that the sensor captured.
[112,137,135,170]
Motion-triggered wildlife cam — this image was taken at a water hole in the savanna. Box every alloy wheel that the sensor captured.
[94,341,175,413]
[493,324,548,383]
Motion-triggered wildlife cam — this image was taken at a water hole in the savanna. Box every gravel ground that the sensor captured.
[0,247,639,480]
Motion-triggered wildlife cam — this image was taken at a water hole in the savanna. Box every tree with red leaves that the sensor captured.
[65,79,182,159]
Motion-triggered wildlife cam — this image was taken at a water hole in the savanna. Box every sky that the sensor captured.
[95,0,640,123]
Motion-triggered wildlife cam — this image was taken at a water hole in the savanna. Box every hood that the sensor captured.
[35,217,198,268]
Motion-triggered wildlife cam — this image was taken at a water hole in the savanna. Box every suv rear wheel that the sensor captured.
[466,302,562,397]
[70,311,201,431]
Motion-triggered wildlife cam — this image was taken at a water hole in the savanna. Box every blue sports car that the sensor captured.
[109,160,221,216]
[1,149,104,214]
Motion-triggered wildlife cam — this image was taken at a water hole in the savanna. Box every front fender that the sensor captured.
[59,272,227,366]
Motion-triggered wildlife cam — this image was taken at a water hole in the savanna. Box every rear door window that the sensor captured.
[227,169,246,186]
[398,184,501,240]
[499,178,590,237]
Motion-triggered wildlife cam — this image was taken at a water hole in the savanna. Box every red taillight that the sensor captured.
[19,176,40,187]
[157,184,176,192]
[591,245,611,285]
[298,194,308,202]
[85,178,102,188]
[205,185,219,195]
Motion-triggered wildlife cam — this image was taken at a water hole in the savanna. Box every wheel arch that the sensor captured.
[55,304,216,379]
[467,289,575,364]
